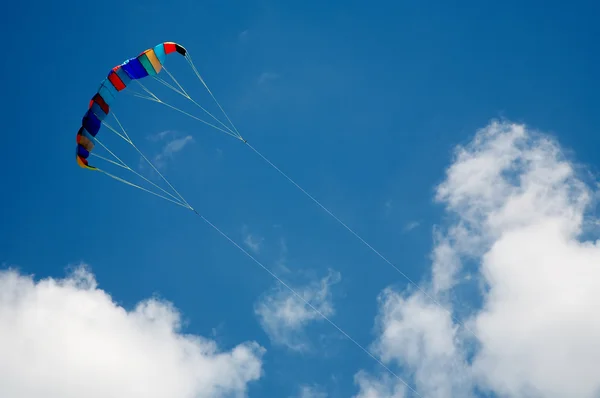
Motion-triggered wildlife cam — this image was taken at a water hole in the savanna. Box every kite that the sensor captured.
[72,42,448,396]
[75,42,188,170]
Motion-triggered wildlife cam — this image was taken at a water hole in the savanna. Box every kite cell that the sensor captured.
[75,42,187,170]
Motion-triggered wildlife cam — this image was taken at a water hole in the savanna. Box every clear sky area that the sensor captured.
[1,1,600,397]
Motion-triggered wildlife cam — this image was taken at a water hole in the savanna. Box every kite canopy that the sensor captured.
[76,42,187,170]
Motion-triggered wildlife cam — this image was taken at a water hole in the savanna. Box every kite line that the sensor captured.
[122,47,478,341]
[74,42,420,394]
[86,105,421,398]
[73,41,478,396]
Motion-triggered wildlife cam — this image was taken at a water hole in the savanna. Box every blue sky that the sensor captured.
[2,1,600,397]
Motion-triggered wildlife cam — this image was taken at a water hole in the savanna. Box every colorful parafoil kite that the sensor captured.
[75,42,187,170]
[72,41,437,392]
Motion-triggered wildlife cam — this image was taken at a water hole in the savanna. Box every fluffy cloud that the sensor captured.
[254,269,341,352]
[242,225,264,254]
[354,371,406,398]
[295,384,328,398]
[154,135,194,168]
[0,265,264,398]
[355,120,600,398]
[360,289,473,398]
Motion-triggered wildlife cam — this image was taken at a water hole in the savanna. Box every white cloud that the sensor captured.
[244,234,263,253]
[295,384,328,398]
[147,130,176,142]
[360,289,473,398]
[354,120,600,398]
[163,135,194,155]
[242,226,264,254]
[254,269,341,352]
[144,132,195,170]
[155,135,194,165]
[354,371,406,398]
[403,221,420,232]
[0,265,265,398]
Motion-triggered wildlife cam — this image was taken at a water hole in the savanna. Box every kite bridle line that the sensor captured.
[83,46,483,396]
[135,49,480,342]
[87,108,420,398]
